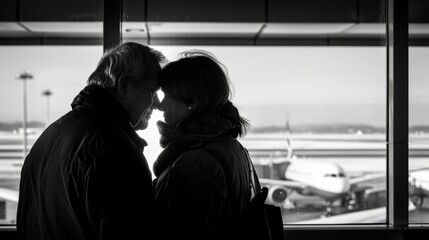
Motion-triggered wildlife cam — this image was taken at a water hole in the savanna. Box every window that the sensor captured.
[129,44,388,224]
[126,0,389,224]
[409,47,429,224]
[0,46,103,224]
[0,0,103,225]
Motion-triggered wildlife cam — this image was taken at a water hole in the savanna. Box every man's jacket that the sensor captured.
[17,85,155,240]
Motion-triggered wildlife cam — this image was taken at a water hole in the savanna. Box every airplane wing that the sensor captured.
[348,168,427,193]
[259,178,306,191]
[260,174,386,196]
[348,168,429,187]
[0,187,19,203]
[349,172,385,186]
[348,172,386,195]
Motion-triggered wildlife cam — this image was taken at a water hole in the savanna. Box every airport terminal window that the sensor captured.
[409,46,429,224]
[122,0,404,227]
[0,46,103,224]
[120,0,391,225]
[0,46,389,225]
[144,45,388,224]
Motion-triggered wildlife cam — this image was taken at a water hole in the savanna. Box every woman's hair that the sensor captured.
[160,50,249,136]
[87,42,165,92]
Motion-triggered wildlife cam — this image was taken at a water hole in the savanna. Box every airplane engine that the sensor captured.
[266,185,288,206]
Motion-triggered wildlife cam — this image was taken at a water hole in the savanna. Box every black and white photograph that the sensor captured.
[0,0,428,240]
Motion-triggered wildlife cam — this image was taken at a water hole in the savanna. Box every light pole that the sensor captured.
[16,72,33,158]
[42,89,52,127]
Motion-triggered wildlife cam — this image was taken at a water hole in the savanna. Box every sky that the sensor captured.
[0,45,428,129]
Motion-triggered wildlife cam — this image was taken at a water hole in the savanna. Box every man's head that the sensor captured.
[87,42,165,130]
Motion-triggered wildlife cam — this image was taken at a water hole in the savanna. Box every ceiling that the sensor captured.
[0,0,428,46]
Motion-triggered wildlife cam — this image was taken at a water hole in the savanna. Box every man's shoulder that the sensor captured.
[38,111,126,150]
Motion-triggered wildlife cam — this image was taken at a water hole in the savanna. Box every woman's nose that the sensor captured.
[152,95,166,111]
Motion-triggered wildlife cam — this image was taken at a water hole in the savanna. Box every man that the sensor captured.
[17,42,165,240]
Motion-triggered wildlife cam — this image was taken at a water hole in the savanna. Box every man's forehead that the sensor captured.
[139,66,160,90]
[145,78,160,91]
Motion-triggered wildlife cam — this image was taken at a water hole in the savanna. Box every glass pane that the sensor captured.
[121,0,388,226]
[409,46,429,224]
[0,0,103,225]
[0,46,103,224]
[141,45,387,224]
[408,0,429,225]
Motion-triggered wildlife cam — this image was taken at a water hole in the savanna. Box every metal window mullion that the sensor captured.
[103,0,122,52]
[387,0,409,227]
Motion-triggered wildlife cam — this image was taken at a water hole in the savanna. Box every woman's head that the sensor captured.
[157,50,249,137]
[158,50,231,123]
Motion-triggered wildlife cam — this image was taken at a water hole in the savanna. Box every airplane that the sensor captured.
[240,119,384,215]
[246,144,429,218]
[257,158,386,216]
[240,120,429,217]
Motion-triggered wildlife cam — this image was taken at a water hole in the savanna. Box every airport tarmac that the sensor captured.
[282,198,429,224]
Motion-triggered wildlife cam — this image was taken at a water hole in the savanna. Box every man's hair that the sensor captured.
[87,42,165,91]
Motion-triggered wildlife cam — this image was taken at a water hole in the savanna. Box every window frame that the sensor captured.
[386,0,409,227]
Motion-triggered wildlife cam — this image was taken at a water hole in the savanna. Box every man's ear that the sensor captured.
[117,78,128,99]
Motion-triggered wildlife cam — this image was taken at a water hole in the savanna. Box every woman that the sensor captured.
[153,50,253,240]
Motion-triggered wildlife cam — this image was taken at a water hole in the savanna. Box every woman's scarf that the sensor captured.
[153,102,243,177]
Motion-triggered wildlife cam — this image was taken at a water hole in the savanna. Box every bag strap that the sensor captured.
[239,143,262,199]
[248,157,258,198]
[202,142,262,200]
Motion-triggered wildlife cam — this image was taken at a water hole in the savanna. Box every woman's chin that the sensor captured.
[163,116,171,124]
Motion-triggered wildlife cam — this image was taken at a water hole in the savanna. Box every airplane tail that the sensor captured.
[285,113,293,159]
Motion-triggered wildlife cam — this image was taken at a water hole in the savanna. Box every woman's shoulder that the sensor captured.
[169,147,226,179]
[174,148,220,168]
